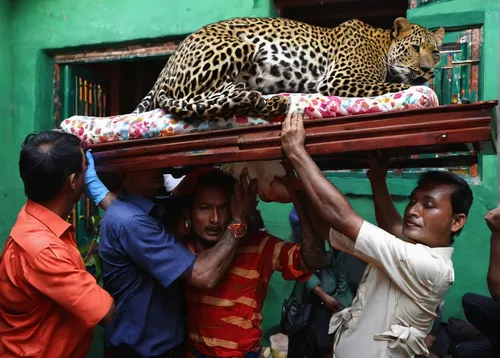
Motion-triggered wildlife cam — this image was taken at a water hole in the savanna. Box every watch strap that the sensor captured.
[228,220,247,239]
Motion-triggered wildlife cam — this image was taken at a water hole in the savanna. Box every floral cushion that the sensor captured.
[60,86,438,145]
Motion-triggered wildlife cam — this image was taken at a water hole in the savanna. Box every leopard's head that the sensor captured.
[386,17,444,86]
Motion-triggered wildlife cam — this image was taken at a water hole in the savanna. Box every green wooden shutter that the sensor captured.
[431,28,481,106]
[428,27,482,177]
[59,64,109,279]
[60,65,108,119]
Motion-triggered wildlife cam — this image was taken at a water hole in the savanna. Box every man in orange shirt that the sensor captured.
[0,131,115,358]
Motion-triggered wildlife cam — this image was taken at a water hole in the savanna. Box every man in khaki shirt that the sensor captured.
[279,112,473,358]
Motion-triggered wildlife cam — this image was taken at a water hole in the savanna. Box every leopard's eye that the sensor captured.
[412,44,420,52]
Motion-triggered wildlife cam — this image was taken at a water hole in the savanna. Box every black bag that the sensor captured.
[280,284,313,335]
[283,290,332,358]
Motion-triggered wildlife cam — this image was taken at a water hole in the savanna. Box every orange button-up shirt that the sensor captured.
[185,231,311,357]
[0,200,114,358]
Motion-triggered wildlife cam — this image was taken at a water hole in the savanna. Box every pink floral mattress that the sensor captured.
[61,86,438,145]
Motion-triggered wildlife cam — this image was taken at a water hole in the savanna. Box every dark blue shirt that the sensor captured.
[289,206,301,244]
[99,193,195,357]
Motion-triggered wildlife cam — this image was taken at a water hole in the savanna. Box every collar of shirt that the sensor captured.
[24,200,72,238]
[185,237,203,256]
[120,192,165,218]
[427,246,454,261]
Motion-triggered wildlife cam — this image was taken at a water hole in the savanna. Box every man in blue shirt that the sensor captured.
[85,154,258,358]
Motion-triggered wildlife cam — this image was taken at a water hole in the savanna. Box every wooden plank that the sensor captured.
[94,126,491,172]
[86,101,497,152]
[93,136,240,160]
[240,116,491,150]
[89,101,497,173]
[91,115,489,162]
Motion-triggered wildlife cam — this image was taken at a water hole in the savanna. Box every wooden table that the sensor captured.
[87,100,498,175]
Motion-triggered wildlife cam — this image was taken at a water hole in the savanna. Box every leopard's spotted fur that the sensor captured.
[134,17,444,119]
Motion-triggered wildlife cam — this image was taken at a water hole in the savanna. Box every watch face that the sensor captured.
[236,226,246,236]
[229,223,247,238]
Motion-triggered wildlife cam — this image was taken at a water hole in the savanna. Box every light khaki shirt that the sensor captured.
[329,221,454,358]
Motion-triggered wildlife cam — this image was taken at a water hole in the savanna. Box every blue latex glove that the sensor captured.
[85,150,109,206]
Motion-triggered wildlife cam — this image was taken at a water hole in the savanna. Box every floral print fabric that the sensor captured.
[60,86,438,144]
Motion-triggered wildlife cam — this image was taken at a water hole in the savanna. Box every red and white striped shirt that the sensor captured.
[185,231,311,357]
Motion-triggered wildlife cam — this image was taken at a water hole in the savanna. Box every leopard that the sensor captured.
[133,17,444,119]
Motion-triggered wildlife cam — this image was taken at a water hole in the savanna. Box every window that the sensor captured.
[328,25,483,182]
[402,27,482,179]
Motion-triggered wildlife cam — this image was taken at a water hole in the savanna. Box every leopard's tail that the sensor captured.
[132,84,222,118]
[132,65,169,114]
[132,87,156,114]
[157,82,254,119]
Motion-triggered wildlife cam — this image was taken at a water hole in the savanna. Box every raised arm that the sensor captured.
[296,191,327,271]
[186,168,258,289]
[85,150,115,210]
[85,150,199,211]
[278,164,327,271]
[366,156,404,239]
[280,112,363,241]
[485,207,500,302]
[185,224,241,289]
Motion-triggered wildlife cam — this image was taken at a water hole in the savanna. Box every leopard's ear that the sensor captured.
[434,27,445,44]
[392,17,412,39]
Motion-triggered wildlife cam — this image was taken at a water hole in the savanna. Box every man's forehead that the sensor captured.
[411,182,454,199]
[194,186,231,203]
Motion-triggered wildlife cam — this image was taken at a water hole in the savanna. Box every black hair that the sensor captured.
[188,169,236,207]
[417,171,473,237]
[19,131,83,203]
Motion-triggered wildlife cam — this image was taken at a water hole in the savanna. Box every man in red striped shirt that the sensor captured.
[91,162,326,358]
[181,169,324,358]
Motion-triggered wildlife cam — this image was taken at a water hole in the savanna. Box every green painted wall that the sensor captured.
[1,0,499,355]
[0,0,17,248]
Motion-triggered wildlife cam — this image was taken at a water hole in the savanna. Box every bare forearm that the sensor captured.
[294,192,326,271]
[189,228,238,289]
[288,149,363,240]
[488,232,500,302]
[368,176,403,238]
[303,203,331,241]
[311,285,329,301]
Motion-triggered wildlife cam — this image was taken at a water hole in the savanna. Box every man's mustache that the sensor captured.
[205,225,222,231]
